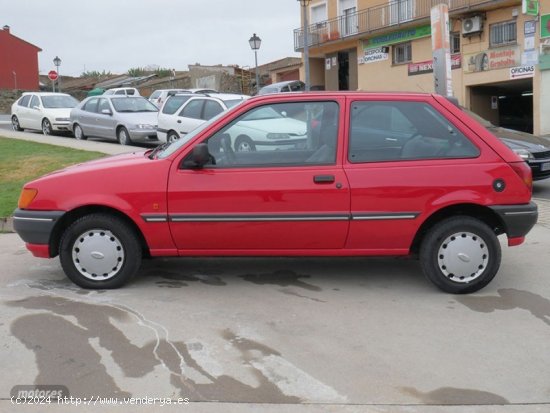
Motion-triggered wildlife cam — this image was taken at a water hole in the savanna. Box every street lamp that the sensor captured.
[12,71,17,90]
[53,56,62,92]
[248,33,261,94]
[298,0,311,91]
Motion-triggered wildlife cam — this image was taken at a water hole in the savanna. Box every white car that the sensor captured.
[148,89,188,108]
[11,92,79,135]
[157,93,248,143]
[103,87,140,96]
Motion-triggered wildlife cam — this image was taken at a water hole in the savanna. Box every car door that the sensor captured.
[176,98,206,136]
[95,98,117,138]
[77,98,100,137]
[27,95,42,130]
[167,99,351,252]
[15,95,32,128]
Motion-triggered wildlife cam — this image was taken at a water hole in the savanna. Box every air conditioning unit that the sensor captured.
[462,16,483,35]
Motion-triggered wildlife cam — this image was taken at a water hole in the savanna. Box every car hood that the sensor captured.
[489,126,550,151]
[43,108,74,118]
[114,111,158,125]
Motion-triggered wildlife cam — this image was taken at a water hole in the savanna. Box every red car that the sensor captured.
[14,92,538,293]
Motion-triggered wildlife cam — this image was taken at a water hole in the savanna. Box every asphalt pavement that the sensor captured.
[1,116,550,412]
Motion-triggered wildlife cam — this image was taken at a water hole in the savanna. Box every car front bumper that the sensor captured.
[13,209,65,255]
[128,128,159,142]
[52,120,71,132]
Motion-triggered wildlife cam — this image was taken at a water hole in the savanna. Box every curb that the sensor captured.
[0,217,14,233]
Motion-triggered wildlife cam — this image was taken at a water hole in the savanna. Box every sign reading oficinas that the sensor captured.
[359,47,389,65]
[464,46,520,73]
[363,25,431,49]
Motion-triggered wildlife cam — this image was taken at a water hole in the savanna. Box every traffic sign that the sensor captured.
[48,70,58,81]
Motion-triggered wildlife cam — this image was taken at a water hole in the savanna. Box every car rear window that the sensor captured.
[149,91,161,100]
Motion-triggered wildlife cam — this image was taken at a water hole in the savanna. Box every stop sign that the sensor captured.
[48,70,58,81]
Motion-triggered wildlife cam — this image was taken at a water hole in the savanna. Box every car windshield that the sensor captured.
[111,98,158,113]
[241,106,283,121]
[41,95,79,108]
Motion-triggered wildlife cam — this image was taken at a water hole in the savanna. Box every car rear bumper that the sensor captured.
[490,202,538,238]
[13,209,64,246]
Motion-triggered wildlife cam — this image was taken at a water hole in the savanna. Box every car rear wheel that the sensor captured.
[117,127,132,145]
[42,119,53,135]
[12,115,23,131]
[420,216,501,294]
[73,124,87,140]
[59,213,142,289]
[167,131,179,143]
[235,135,256,152]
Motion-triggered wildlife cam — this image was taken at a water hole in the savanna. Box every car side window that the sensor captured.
[162,96,192,114]
[30,95,40,109]
[98,98,111,113]
[180,99,204,119]
[348,101,479,163]
[83,98,99,113]
[203,100,224,120]
[115,90,125,95]
[187,101,339,169]
[126,89,135,96]
[19,95,31,107]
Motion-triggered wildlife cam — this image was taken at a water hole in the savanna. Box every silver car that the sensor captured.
[70,96,158,145]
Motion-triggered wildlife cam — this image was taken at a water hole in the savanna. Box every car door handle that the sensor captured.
[313,175,335,184]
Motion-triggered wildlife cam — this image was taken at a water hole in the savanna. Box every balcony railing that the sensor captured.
[294,0,506,50]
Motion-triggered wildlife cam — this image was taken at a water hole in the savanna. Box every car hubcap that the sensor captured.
[237,141,252,152]
[168,134,178,143]
[12,118,19,130]
[120,130,127,144]
[43,121,51,135]
[72,229,125,281]
[75,126,82,139]
[437,231,488,283]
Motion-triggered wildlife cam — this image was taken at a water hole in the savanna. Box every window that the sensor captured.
[203,100,224,120]
[30,95,40,108]
[149,91,161,100]
[389,0,415,24]
[115,90,126,95]
[180,99,204,119]
[18,95,31,107]
[83,98,99,113]
[450,32,460,54]
[348,101,479,163]
[340,0,357,36]
[490,21,516,47]
[190,101,339,168]
[162,95,192,114]
[98,98,111,113]
[392,42,412,64]
[311,3,327,24]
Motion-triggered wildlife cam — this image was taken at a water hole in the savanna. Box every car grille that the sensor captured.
[532,150,550,160]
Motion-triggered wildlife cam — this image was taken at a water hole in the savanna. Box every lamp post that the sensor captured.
[298,0,311,91]
[53,56,62,92]
[248,33,261,94]
[12,71,17,90]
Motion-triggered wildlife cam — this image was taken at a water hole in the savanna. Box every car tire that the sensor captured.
[117,127,132,145]
[42,118,53,136]
[12,115,23,131]
[73,124,87,140]
[59,213,142,289]
[167,131,179,143]
[234,135,256,152]
[420,216,501,294]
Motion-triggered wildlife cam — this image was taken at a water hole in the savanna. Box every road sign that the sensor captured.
[48,70,58,81]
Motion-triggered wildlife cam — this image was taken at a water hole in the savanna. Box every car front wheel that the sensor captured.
[42,119,53,135]
[12,115,23,131]
[117,127,132,145]
[59,213,142,289]
[167,131,179,143]
[235,135,256,152]
[420,216,501,294]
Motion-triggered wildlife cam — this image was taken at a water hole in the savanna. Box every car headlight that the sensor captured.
[135,124,155,129]
[513,148,534,160]
[55,117,70,122]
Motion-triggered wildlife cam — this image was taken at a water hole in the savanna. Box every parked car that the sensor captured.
[148,89,188,108]
[157,93,248,143]
[103,87,140,96]
[180,88,219,94]
[14,92,537,293]
[11,92,79,135]
[258,80,305,95]
[70,96,158,145]
[464,109,550,180]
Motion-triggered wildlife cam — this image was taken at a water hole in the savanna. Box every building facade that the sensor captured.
[0,25,41,91]
[295,0,548,135]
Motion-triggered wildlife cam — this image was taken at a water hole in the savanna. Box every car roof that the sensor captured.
[21,92,71,96]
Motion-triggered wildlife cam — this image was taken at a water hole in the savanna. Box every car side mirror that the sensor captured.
[101,109,112,115]
[183,143,211,169]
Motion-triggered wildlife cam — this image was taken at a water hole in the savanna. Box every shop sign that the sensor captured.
[522,50,539,65]
[360,47,389,65]
[363,25,431,49]
[522,0,539,16]
[542,14,550,38]
[464,47,520,73]
[509,65,535,79]
[408,54,462,76]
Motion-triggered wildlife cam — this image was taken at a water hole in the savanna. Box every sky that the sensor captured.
[2,0,302,77]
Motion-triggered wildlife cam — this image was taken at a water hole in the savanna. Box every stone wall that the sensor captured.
[0,90,21,114]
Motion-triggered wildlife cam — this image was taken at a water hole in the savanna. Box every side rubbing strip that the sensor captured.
[142,214,168,223]
[169,214,350,222]
[352,213,420,221]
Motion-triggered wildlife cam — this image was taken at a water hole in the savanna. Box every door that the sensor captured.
[28,95,42,130]
[95,98,118,138]
[78,98,100,136]
[167,99,350,251]
[16,95,32,128]
[177,98,206,136]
